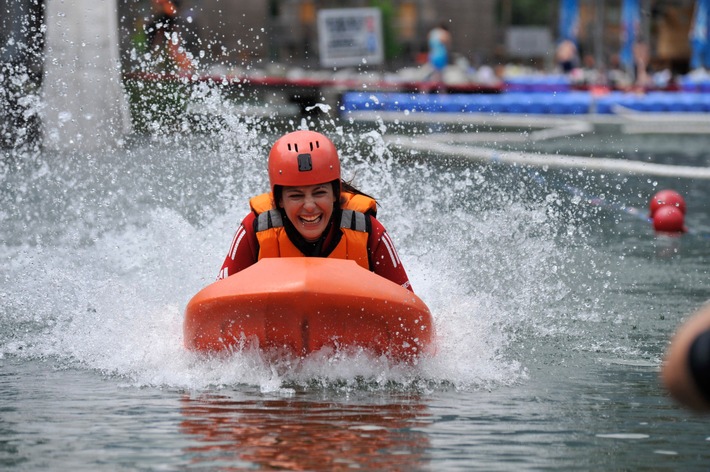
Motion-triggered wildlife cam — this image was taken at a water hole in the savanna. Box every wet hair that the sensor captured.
[340,180,377,205]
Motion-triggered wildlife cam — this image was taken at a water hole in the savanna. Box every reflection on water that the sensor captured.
[179,392,431,470]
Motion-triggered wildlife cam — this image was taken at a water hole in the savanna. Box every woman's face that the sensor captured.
[279,183,335,242]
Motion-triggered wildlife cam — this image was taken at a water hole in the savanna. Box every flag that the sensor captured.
[558,0,579,43]
[620,0,640,71]
[690,0,709,69]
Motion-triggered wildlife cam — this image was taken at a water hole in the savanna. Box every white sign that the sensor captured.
[505,27,553,58]
[317,8,383,68]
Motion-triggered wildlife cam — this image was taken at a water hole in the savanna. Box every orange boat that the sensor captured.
[184,258,435,362]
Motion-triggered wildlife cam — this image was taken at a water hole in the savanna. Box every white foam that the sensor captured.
[0,120,599,392]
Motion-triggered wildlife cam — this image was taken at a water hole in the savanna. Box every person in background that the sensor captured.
[555,39,579,75]
[606,53,632,89]
[218,130,413,292]
[425,22,451,82]
[662,302,710,412]
[144,0,198,72]
[631,41,651,91]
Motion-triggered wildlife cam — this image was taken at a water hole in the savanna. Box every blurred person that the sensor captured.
[631,41,651,90]
[555,39,579,74]
[144,0,200,73]
[606,53,632,90]
[425,22,451,82]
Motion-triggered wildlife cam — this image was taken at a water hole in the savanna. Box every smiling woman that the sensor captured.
[281,184,336,242]
[218,129,413,292]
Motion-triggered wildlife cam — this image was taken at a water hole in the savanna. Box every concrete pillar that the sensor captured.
[42,0,131,152]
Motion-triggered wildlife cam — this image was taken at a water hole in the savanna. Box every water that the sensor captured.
[2,99,710,470]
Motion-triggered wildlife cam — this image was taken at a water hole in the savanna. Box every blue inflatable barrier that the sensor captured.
[381,93,413,112]
[441,95,473,113]
[700,94,710,112]
[548,93,591,114]
[649,92,676,112]
[679,74,710,93]
[341,90,710,115]
[593,91,710,114]
[594,93,614,114]
[497,94,524,114]
[675,93,705,112]
[341,92,384,111]
[525,97,549,114]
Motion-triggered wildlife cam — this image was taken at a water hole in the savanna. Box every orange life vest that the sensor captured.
[249,191,377,270]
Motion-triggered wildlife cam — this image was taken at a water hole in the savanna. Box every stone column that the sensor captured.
[42,0,131,152]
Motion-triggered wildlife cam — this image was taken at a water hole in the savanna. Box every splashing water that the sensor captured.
[0,79,611,394]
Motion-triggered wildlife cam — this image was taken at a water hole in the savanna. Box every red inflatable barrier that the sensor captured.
[649,189,686,217]
[184,258,435,362]
[653,206,687,233]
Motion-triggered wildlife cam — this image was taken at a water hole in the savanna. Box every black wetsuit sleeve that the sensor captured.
[688,328,710,402]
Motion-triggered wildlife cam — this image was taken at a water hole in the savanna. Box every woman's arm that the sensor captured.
[368,217,414,292]
[217,212,259,280]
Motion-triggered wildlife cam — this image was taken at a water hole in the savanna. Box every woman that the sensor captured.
[218,130,413,292]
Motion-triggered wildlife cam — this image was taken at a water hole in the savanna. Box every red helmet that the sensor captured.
[268,130,340,192]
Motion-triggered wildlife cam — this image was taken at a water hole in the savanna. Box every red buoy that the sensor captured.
[649,189,686,217]
[652,205,686,233]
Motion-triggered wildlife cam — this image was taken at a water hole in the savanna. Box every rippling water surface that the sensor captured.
[1,106,710,470]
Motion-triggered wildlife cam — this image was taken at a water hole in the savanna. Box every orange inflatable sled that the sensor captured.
[184,258,435,362]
